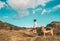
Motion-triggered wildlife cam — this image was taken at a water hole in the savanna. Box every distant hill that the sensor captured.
[46,21,60,28]
[51,21,60,27]
[0,21,26,30]
[0,20,60,30]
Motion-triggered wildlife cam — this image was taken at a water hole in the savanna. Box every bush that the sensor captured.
[36,27,42,35]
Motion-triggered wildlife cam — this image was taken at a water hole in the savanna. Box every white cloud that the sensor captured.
[32,8,43,14]
[17,9,29,18]
[7,0,51,18]
[3,16,9,19]
[13,9,29,18]
[7,0,51,9]
[41,9,47,15]
[41,4,60,15]
[53,5,60,9]
[0,1,5,9]
[47,4,60,13]
[35,0,51,6]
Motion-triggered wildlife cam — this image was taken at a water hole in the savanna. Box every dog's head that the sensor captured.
[41,26,45,31]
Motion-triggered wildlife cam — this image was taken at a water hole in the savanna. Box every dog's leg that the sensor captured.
[52,31,53,36]
[43,32,46,38]
[51,31,53,36]
[50,28,53,36]
[44,32,45,37]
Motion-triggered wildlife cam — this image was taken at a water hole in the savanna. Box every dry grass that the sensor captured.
[0,28,60,41]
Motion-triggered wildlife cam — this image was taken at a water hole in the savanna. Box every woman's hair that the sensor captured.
[34,19,36,22]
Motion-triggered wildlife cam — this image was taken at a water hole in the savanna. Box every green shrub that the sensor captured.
[36,27,42,35]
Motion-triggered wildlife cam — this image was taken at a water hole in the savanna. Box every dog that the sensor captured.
[41,26,53,37]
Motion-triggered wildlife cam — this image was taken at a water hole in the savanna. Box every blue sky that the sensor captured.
[0,0,60,27]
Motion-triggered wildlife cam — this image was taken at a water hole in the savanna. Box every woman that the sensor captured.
[34,19,37,28]
[33,19,37,34]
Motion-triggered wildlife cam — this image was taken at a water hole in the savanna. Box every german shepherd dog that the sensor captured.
[41,26,53,37]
